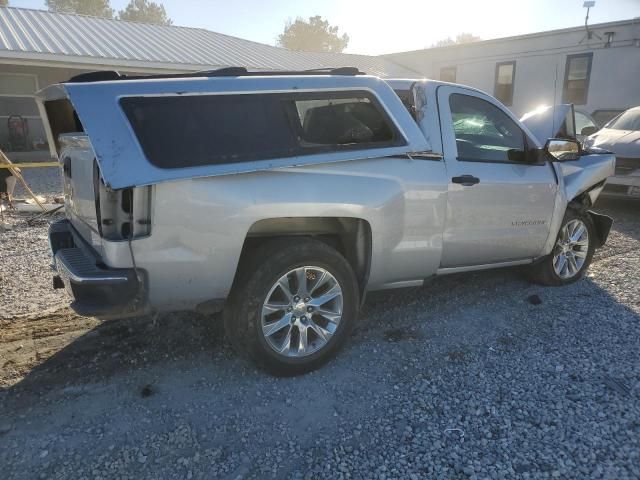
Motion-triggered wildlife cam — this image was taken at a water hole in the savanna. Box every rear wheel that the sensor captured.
[224,238,359,375]
[527,207,595,286]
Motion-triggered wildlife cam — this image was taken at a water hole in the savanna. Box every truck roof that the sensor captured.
[65,67,366,84]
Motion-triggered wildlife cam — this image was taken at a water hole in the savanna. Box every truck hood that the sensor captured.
[586,128,640,158]
[520,104,574,144]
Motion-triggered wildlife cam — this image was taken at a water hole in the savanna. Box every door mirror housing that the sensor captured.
[545,138,580,161]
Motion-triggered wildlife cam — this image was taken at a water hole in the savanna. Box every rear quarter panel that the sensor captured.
[100,157,449,312]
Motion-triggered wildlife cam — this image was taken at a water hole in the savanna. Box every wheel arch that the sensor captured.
[236,217,372,297]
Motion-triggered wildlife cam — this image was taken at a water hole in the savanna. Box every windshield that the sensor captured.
[606,109,640,131]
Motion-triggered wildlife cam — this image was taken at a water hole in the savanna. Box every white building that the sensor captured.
[387,18,640,124]
[0,6,639,156]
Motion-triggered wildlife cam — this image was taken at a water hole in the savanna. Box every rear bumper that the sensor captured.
[49,220,147,317]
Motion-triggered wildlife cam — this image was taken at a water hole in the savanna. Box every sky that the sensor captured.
[7,0,640,55]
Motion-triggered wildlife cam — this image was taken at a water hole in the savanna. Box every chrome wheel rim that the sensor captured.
[553,219,589,279]
[261,266,343,358]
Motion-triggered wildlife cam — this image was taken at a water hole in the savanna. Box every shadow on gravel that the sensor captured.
[1,311,227,404]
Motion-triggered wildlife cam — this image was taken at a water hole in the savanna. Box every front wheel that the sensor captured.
[527,207,596,286]
[224,238,359,375]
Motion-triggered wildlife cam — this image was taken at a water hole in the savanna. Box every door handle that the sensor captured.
[452,175,480,186]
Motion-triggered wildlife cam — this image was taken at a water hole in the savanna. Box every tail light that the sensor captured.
[94,160,151,240]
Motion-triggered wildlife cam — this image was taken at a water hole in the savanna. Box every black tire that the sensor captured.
[527,206,596,286]
[224,237,360,376]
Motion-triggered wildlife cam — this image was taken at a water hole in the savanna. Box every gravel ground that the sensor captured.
[0,167,64,316]
[0,197,638,479]
[0,213,67,317]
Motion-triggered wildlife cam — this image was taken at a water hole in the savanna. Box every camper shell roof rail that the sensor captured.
[67,67,365,83]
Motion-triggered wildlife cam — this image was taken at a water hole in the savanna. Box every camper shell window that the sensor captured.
[120,91,402,169]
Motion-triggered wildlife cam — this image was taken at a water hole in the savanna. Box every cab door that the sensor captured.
[437,85,557,268]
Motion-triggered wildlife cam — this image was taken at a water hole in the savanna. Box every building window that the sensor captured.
[563,53,593,105]
[494,61,516,106]
[0,73,46,152]
[440,66,457,83]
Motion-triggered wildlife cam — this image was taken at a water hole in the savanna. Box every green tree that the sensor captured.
[277,16,349,53]
[432,32,481,48]
[45,0,114,18]
[0,0,9,7]
[118,0,172,25]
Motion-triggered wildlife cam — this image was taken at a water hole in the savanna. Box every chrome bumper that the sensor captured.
[49,220,145,317]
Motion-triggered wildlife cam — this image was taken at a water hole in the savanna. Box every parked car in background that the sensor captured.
[591,109,626,129]
[584,106,640,199]
[40,69,615,374]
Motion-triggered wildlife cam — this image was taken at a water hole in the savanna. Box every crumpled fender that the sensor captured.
[540,151,615,256]
[556,152,615,202]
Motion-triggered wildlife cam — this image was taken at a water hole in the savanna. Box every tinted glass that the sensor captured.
[121,94,298,168]
[494,62,515,106]
[296,97,393,145]
[606,109,640,131]
[563,54,592,105]
[449,93,526,163]
[122,92,398,169]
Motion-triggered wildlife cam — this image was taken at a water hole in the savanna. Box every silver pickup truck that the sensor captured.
[39,68,615,375]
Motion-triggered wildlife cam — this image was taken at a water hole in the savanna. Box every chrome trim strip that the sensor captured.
[437,259,534,275]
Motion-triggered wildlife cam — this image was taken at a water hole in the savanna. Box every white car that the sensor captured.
[584,106,640,199]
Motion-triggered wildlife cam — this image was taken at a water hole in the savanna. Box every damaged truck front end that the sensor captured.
[521,104,616,252]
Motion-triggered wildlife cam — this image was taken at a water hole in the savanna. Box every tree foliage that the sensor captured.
[432,33,481,48]
[118,0,172,25]
[277,16,349,53]
[0,0,8,7]
[45,0,114,18]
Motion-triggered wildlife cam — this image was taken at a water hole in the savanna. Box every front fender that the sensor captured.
[557,152,615,203]
[541,152,615,257]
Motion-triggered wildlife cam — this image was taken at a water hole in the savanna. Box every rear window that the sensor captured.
[120,92,400,169]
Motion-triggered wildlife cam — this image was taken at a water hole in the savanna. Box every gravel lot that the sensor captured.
[0,196,639,479]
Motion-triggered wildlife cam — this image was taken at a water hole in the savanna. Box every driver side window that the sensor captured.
[449,93,527,163]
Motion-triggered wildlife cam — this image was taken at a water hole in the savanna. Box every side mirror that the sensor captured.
[581,126,598,137]
[545,138,580,161]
